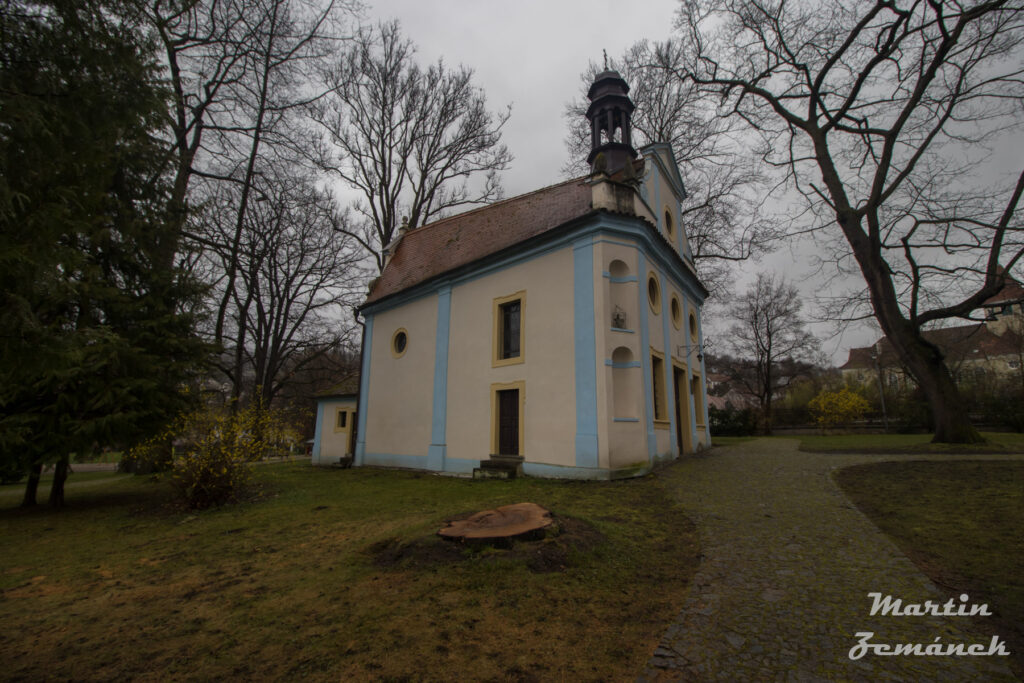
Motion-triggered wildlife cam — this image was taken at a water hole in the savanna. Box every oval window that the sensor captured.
[689,312,698,341]
[391,328,408,358]
[647,274,661,314]
[671,295,682,329]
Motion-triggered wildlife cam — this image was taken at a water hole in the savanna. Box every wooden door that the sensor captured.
[497,389,519,455]
[674,366,692,453]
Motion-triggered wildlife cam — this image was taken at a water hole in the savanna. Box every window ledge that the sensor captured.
[610,327,635,333]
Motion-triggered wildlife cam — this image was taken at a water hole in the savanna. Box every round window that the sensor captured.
[671,295,682,329]
[647,274,661,314]
[391,328,408,357]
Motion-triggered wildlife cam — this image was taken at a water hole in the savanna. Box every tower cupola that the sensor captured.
[586,70,638,175]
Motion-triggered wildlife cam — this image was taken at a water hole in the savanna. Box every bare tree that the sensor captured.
[143,0,257,270]
[673,0,1024,442]
[202,167,364,407]
[308,20,513,271]
[724,273,821,434]
[203,0,351,346]
[564,39,781,294]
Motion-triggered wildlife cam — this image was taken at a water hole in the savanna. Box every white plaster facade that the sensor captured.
[349,143,711,479]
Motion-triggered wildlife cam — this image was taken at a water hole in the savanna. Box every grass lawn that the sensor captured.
[798,431,1024,454]
[0,462,698,681]
[835,460,1024,677]
[711,436,757,447]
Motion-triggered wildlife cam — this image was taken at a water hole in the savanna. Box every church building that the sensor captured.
[328,70,710,478]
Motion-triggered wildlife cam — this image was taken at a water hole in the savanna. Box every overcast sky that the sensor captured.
[364,0,879,365]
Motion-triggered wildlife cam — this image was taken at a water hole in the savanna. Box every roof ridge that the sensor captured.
[408,175,589,235]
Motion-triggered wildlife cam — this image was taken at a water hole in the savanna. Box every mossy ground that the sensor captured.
[835,459,1024,677]
[799,431,1024,454]
[0,462,698,681]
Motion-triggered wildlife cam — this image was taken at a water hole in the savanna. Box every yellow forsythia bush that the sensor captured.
[170,407,253,509]
[808,388,871,430]
[128,401,304,509]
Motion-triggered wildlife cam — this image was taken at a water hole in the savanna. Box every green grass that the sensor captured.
[0,462,699,680]
[835,460,1024,677]
[798,431,1024,454]
[711,436,757,447]
[0,470,127,497]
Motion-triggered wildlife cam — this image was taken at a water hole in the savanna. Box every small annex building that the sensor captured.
[311,377,359,466]
[349,70,711,479]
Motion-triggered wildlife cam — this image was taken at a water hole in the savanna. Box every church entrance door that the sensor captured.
[497,388,520,456]
[674,364,692,454]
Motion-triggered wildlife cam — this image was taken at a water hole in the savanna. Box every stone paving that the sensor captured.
[639,438,1022,682]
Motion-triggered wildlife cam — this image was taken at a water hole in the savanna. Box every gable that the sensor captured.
[641,143,687,203]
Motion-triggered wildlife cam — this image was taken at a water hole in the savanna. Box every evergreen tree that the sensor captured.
[0,0,209,506]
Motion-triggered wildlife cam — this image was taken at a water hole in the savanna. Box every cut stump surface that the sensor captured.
[438,502,554,543]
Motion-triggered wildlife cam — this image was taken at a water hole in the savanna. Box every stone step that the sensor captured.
[473,455,524,480]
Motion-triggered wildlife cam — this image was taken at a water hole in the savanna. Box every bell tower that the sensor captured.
[586,69,638,175]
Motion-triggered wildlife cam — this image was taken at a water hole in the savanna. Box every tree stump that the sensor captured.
[437,502,554,544]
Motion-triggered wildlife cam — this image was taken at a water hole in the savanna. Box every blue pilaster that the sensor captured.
[427,287,452,471]
[354,315,373,466]
[661,284,678,456]
[311,400,325,464]
[637,252,656,461]
[573,236,599,468]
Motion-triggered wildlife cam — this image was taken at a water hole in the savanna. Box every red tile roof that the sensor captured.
[841,323,1023,370]
[364,177,594,306]
[983,277,1024,306]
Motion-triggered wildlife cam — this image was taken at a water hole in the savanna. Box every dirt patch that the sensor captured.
[369,514,606,574]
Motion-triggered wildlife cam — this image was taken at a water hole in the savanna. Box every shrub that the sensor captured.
[126,401,305,509]
[709,405,758,436]
[808,388,871,430]
[119,440,173,474]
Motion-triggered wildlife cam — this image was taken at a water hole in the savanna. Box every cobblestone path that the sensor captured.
[640,438,1021,682]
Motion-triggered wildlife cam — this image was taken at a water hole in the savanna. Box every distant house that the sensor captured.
[342,70,711,479]
[840,273,1024,389]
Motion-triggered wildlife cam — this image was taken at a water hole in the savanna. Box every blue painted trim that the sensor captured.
[613,417,640,423]
[523,462,609,480]
[311,401,325,464]
[442,457,478,475]
[683,298,699,447]
[604,360,642,368]
[363,452,429,469]
[428,287,451,471]
[696,306,710,437]
[602,270,611,278]
[653,168,663,237]
[592,233,707,305]
[573,236,599,469]
[608,276,638,284]
[675,205,686,258]
[660,274,679,457]
[637,252,656,461]
[361,214,708,318]
[610,327,635,334]
[355,315,373,466]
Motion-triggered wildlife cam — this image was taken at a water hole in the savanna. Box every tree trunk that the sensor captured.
[21,462,42,507]
[48,453,69,508]
[885,325,984,444]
